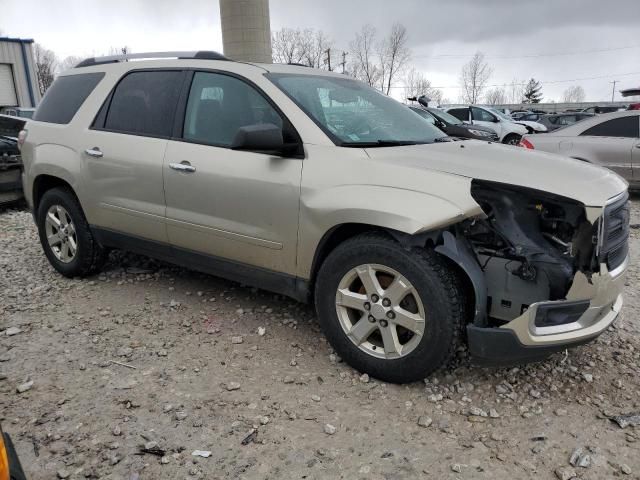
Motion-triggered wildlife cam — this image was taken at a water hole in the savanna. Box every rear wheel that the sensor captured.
[502,133,521,146]
[36,187,106,277]
[314,233,465,383]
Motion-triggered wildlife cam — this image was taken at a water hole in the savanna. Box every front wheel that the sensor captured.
[502,133,522,146]
[314,233,465,383]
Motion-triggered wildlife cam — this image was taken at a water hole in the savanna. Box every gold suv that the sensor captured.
[20,52,630,383]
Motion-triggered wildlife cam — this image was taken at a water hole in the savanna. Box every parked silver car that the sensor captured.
[519,111,639,189]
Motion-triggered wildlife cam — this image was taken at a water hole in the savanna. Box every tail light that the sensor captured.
[628,103,640,111]
[17,129,27,150]
[518,138,535,149]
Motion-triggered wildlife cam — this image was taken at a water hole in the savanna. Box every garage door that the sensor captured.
[0,64,18,107]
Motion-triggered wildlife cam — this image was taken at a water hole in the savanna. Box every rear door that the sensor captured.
[162,70,303,275]
[84,70,184,243]
[572,114,639,182]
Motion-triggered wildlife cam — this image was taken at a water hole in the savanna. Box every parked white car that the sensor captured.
[445,105,530,144]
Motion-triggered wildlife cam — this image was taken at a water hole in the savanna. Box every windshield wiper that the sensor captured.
[342,140,429,148]
[433,137,454,143]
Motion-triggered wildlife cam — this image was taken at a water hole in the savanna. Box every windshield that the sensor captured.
[486,107,512,122]
[428,108,463,126]
[267,73,446,146]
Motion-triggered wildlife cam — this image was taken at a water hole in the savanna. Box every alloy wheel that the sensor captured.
[44,205,78,263]
[335,263,426,359]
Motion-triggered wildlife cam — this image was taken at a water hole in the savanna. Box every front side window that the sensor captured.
[183,72,283,147]
[104,71,183,137]
[558,115,577,126]
[472,107,496,122]
[580,116,639,138]
[430,109,463,126]
[267,73,445,146]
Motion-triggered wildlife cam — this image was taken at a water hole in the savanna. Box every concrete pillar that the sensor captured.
[219,0,273,63]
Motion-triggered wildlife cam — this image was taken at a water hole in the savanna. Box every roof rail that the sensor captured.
[75,51,230,68]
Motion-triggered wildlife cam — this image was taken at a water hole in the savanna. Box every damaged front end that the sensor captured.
[441,180,629,365]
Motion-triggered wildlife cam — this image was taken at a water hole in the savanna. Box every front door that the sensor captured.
[471,106,501,136]
[163,71,303,275]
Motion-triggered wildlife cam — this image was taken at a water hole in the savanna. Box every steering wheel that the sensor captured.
[344,115,381,138]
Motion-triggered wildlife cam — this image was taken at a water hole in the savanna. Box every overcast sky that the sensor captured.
[2,0,639,102]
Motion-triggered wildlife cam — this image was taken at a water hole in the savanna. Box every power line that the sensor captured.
[387,71,640,90]
[411,44,640,60]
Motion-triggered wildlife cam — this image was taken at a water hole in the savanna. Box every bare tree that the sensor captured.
[403,68,435,102]
[108,46,131,56]
[272,28,332,69]
[562,85,586,103]
[272,28,307,64]
[349,24,380,88]
[459,52,492,104]
[302,30,333,69]
[377,23,411,95]
[507,79,525,104]
[57,55,83,74]
[34,43,58,95]
[484,87,507,105]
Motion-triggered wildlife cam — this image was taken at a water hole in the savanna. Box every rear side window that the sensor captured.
[103,71,183,137]
[33,73,104,124]
[580,116,639,138]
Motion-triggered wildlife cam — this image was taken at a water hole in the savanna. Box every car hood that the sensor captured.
[364,140,627,207]
[514,120,547,132]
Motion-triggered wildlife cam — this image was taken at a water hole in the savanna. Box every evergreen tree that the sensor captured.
[522,78,543,104]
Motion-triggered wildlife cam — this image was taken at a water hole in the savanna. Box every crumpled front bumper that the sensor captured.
[468,256,628,365]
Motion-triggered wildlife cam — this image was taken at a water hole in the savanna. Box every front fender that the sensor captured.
[297,183,483,278]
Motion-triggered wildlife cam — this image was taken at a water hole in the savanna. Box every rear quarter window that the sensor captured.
[33,72,105,124]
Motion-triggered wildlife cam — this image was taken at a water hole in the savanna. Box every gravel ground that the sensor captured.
[1,197,639,480]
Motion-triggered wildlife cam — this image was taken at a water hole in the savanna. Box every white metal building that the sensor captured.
[0,37,40,108]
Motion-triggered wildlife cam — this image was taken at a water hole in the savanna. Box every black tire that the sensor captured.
[502,133,521,146]
[314,233,464,384]
[36,187,106,277]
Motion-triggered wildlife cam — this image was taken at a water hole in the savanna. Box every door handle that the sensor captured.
[85,147,103,158]
[169,162,196,173]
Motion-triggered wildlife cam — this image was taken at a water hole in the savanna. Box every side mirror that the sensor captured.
[230,123,284,152]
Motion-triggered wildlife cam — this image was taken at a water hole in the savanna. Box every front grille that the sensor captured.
[599,191,630,271]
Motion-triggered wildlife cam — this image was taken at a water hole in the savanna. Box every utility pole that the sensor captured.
[324,48,332,71]
[610,80,618,102]
[339,51,348,74]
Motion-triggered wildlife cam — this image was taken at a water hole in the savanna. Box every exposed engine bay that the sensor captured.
[465,180,598,324]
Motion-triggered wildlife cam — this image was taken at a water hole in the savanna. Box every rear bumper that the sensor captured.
[468,256,627,365]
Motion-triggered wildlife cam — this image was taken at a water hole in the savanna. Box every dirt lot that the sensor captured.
[1,198,639,480]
